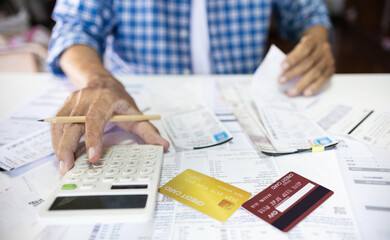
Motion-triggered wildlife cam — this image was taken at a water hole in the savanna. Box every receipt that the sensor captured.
[218,83,278,154]
[0,126,52,171]
[259,107,335,152]
[163,104,233,149]
[251,45,337,153]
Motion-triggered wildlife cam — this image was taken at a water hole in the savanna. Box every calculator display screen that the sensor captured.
[49,195,147,210]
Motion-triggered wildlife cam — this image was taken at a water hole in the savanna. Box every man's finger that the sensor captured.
[281,36,316,72]
[51,93,77,156]
[118,121,170,151]
[84,92,114,163]
[58,123,85,175]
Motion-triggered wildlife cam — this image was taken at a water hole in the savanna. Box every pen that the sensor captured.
[37,115,161,123]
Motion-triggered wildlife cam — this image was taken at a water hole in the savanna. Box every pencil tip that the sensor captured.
[37,119,44,122]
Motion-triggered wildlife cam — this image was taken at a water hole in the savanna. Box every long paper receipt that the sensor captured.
[251,45,337,153]
[159,169,251,222]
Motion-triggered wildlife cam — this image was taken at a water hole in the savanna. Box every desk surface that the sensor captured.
[0,73,389,240]
[0,73,389,118]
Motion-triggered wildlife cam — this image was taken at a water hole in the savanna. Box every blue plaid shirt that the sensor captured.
[48,0,331,75]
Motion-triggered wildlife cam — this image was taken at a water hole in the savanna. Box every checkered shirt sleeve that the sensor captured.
[47,0,115,75]
[272,0,331,42]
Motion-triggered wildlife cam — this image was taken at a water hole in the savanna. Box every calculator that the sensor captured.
[38,145,164,224]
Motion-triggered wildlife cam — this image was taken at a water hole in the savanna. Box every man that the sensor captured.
[48,0,335,175]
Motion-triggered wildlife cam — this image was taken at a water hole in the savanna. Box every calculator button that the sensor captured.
[144,147,158,153]
[108,160,123,167]
[130,146,142,153]
[114,148,127,153]
[84,176,98,182]
[61,184,77,190]
[66,177,80,183]
[87,168,103,176]
[139,167,154,175]
[100,155,110,161]
[112,153,125,160]
[104,168,119,176]
[127,153,141,160]
[71,169,86,176]
[92,161,106,168]
[120,176,135,182]
[142,160,155,167]
[76,161,90,168]
[137,175,152,181]
[102,176,116,182]
[100,150,112,160]
[122,168,136,175]
[125,160,139,167]
[80,183,95,189]
[143,153,157,159]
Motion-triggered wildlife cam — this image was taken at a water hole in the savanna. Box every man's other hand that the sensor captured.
[278,32,335,97]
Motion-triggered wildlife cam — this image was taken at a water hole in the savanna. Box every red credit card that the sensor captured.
[242,171,333,232]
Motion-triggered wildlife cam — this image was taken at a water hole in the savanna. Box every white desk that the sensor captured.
[0,73,389,240]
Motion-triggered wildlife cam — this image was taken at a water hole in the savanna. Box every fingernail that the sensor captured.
[279,76,287,83]
[88,147,95,160]
[282,62,289,70]
[304,89,312,96]
[288,88,298,96]
[59,161,64,171]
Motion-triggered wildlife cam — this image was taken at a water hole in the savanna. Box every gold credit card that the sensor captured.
[159,169,251,221]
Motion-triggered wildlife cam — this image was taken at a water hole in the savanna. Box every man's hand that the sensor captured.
[52,45,169,175]
[52,80,169,175]
[278,26,335,97]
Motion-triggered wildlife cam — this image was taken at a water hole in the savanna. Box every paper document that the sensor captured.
[251,45,337,153]
[334,135,390,240]
[0,126,52,170]
[0,81,74,170]
[308,102,390,151]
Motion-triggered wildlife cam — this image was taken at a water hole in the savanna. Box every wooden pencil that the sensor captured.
[38,115,161,123]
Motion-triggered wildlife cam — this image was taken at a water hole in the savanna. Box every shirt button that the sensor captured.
[180,29,188,38]
[183,68,191,74]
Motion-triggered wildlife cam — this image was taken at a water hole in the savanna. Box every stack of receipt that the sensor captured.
[230,45,337,155]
